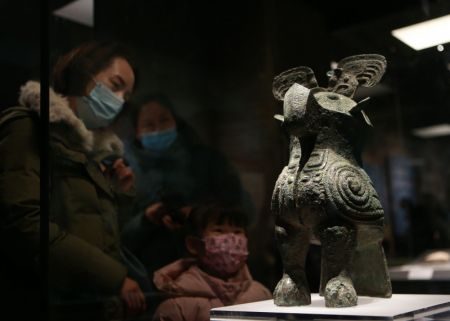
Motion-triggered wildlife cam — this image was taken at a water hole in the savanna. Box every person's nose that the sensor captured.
[116,91,126,101]
[114,88,130,102]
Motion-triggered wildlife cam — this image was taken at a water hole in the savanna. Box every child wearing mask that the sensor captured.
[152,204,272,321]
[121,94,256,279]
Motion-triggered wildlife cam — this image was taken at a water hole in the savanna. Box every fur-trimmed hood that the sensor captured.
[19,81,124,155]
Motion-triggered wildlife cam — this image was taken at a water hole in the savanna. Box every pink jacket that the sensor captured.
[152,258,272,321]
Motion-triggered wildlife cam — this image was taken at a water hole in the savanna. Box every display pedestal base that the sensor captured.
[210,294,450,321]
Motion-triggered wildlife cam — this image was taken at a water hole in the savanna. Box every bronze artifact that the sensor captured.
[271,54,392,308]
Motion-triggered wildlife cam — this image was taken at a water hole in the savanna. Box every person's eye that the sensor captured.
[111,81,120,91]
[141,122,153,130]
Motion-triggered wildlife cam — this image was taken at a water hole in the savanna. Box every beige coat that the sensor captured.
[153,258,272,321]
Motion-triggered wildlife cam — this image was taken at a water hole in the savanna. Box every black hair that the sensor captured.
[132,93,202,147]
[185,203,249,238]
[52,40,138,96]
[131,93,175,128]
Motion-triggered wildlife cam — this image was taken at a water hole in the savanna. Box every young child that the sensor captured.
[152,204,272,321]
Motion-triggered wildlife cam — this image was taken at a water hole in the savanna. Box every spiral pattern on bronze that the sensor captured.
[324,162,383,221]
[338,54,387,88]
[272,66,318,100]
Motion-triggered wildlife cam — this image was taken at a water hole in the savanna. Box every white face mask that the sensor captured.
[76,82,124,129]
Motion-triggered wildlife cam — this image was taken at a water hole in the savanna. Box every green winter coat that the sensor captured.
[12,82,135,310]
[0,82,135,319]
[43,80,130,295]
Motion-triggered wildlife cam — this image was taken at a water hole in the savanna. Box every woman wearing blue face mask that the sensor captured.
[120,95,256,288]
[135,99,179,153]
[46,41,148,319]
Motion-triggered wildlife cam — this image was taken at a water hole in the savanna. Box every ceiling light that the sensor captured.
[391,14,450,50]
[437,44,444,52]
[413,124,450,138]
[53,0,94,27]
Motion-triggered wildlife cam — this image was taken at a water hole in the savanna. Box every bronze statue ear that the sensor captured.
[272,66,318,101]
[337,54,387,88]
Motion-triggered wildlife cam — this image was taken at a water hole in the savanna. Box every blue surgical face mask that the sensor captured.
[140,127,178,152]
[76,82,125,129]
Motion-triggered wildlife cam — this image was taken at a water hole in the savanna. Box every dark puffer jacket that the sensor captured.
[0,81,133,319]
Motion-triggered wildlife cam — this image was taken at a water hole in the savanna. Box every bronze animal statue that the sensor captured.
[271,54,392,308]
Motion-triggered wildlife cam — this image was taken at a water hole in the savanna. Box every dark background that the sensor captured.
[2,0,450,292]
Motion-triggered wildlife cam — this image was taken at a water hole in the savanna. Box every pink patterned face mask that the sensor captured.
[199,233,249,278]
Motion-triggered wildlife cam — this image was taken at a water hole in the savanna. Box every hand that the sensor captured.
[161,215,181,230]
[111,158,134,193]
[160,205,192,230]
[145,203,190,230]
[144,202,165,224]
[120,277,146,318]
[179,205,192,218]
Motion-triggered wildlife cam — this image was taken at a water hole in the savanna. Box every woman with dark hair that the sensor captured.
[0,40,147,320]
[121,94,254,280]
[49,42,150,315]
